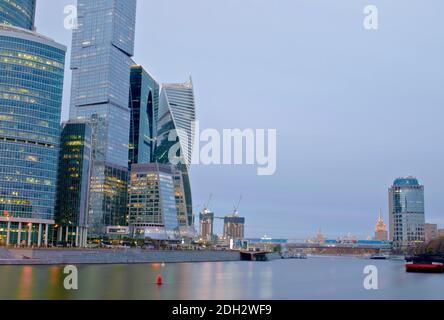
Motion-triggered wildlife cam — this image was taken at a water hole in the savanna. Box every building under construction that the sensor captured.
[199,209,214,241]
[223,215,245,239]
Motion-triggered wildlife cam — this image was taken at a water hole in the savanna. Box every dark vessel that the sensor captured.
[370,254,389,260]
[405,254,444,273]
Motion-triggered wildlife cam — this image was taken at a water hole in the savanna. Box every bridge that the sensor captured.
[247,238,392,255]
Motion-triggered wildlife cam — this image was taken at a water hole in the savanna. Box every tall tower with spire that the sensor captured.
[374,209,388,241]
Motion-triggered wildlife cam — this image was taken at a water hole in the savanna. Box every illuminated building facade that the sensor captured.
[128,163,179,240]
[374,210,388,241]
[0,24,66,246]
[54,122,92,247]
[0,0,36,30]
[389,176,425,250]
[88,162,128,237]
[69,0,137,237]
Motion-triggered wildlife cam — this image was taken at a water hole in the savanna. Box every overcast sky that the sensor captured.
[35,0,444,239]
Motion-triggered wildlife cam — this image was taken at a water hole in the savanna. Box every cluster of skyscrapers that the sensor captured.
[0,1,437,252]
[0,0,196,247]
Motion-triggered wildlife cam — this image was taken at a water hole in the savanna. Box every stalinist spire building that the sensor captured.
[374,210,388,241]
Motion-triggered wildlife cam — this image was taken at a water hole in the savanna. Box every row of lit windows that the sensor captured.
[0,38,65,62]
[0,101,62,120]
[0,84,55,101]
[0,128,59,144]
[0,74,63,95]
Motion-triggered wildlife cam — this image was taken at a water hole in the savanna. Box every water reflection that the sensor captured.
[0,258,443,300]
[18,266,32,300]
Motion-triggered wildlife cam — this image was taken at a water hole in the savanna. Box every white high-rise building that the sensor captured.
[154,79,196,229]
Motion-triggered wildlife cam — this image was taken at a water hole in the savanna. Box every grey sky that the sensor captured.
[35,0,444,239]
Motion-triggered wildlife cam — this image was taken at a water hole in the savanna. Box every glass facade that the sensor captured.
[128,65,159,168]
[70,0,137,167]
[88,162,128,237]
[0,25,66,223]
[154,80,196,226]
[173,170,188,227]
[128,163,179,240]
[54,122,92,241]
[389,176,425,250]
[69,0,137,237]
[0,0,36,30]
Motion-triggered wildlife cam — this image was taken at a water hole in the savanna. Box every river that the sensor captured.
[0,256,443,300]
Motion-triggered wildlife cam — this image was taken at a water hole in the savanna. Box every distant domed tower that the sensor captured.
[374,210,388,241]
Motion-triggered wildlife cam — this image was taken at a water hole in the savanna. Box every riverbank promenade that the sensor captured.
[0,248,241,265]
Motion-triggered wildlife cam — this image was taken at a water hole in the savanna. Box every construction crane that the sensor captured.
[214,196,243,220]
[203,194,213,211]
[233,195,242,216]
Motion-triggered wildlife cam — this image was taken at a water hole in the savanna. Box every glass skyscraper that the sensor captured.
[389,176,425,251]
[154,80,196,229]
[128,65,159,168]
[88,162,128,236]
[69,0,137,236]
[55,121,92,247]
[128,163,179,240]
[0,24,66,246]
[0,0,36,30]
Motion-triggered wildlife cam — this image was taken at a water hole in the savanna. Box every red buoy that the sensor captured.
[156,275,163,285]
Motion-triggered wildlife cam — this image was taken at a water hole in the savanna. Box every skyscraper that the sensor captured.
[69,0,137,237]
[154,80,196,228]
[55,121,93,247]
[374,210,388,241]
[0,0,36,30]
[0,24,66,247]
[389,176,425,250]
[128,163,179,240]
[128,65,159,168]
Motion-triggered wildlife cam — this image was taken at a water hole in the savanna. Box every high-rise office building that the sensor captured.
[69,0,137,237]
[374,210,388,241]
[389,176,425,250]
[88,162,128,236]
[128,65,159,168]
[0,0,36,30]
[154,80,196,228]
[173,170,188,228]
[0,24,66,247]
[128,163,179,240]
[54,121,92,247]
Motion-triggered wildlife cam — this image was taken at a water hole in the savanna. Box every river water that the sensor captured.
[0,256,443,300]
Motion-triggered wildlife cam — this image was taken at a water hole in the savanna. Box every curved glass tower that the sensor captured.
[0,25,66,246]
[128,65,159,168]
[155,80,196,228]
[389,176,425,251]
[0,0,36,30]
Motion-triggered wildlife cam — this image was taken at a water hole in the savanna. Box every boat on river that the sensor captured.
[280,251,307,259]
[405,254,444,273]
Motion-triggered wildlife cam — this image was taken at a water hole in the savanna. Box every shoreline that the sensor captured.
[0,248,242,266]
